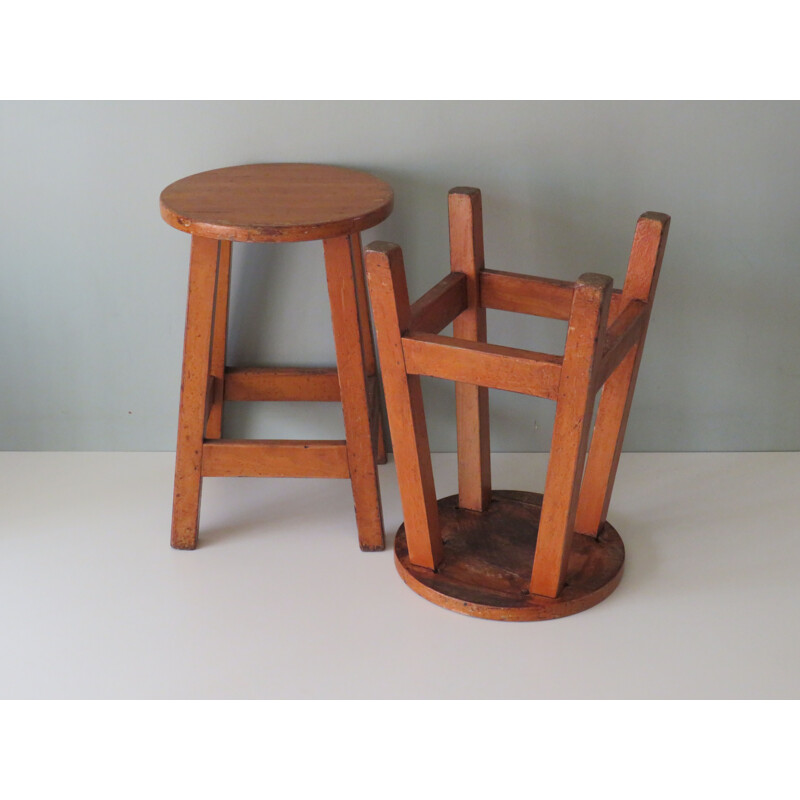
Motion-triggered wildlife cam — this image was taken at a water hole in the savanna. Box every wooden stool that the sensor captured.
[160,163,392,551]
[365,188,670,620]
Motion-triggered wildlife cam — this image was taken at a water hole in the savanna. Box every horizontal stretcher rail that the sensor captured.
[479,269,625,321]
[402,332,563,400]
[479,269,575,319]
[408,272,468,334]
[224,367,341,402]
[202,439,350,478]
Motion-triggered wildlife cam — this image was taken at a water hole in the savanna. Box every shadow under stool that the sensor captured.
[160,163,392,551]
[365,187,670,620]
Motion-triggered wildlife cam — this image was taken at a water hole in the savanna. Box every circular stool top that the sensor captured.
[160,163,394,243]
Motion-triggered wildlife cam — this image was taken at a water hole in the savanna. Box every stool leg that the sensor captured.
[366,242,443,570]
[171,236,221,549]
[324,235,385,551]
[449,188,491,512]
[575,214,670,537]
[350,232,388,465]
[206,240,232,440]
[530,274,612,597]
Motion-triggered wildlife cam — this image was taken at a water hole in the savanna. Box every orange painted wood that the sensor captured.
[480,269,576,320]
[402,333,562,400]
[224,367,341,402]
[480,271,626,321]
[529,273,613,598]
[165,165,390,551]
[171,235,220,550]
[594,299,648,388]
[160,163,393,243]
[202,440,349,478]
[349,233,388,464]
[449,188,492,512]
[223,369,378,406]
[609,289,626,322]
[324,235,385,551]
[577,346,637,523]
[365,242,443,570]
[575,213,671,537]
[366,197,668,616]
[395,491,624,621]
[206,240,232,440]
[407,272,468,334]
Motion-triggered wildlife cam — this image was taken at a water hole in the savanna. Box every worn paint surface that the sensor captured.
[395,491,624,621]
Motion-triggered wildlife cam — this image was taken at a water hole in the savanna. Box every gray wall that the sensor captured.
[2,101,799,452]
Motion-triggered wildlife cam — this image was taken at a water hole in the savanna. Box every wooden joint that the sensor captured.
[402,332,562,400]
[608,289,626,322]
[595,300,649,388]
[202,439,350,478]
[224,367,341,402]
[408,272,468,334]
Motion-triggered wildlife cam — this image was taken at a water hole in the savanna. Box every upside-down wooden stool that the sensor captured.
[161,163,392,551]
[365,188,670,619]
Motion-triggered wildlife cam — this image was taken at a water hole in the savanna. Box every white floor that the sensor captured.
[0,451,797,699]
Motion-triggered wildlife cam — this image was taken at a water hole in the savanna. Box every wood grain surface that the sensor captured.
[324,235,385,551]
[171,236,220,549]
[402,333,563,399]
[529,274,613,597]
[407,273,467,334]
[202,439,349,478]
[449,188,492,512]
[160,163,393,243]
[575,213,671,537]
[395,491,624,621]
[365,242,443,568]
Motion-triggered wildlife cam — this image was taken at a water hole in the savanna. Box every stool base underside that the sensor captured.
[394,490,625,621]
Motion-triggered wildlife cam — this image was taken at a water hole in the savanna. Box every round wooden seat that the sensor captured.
[160,163,394,243]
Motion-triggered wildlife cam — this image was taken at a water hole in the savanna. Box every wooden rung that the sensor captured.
[479,269,625,321]
[402,332,562,400]
[480,269,575,319]
[202,439,350,478]
[595,300,648,387]
[408,272,468,334]
[224,367,341,402]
